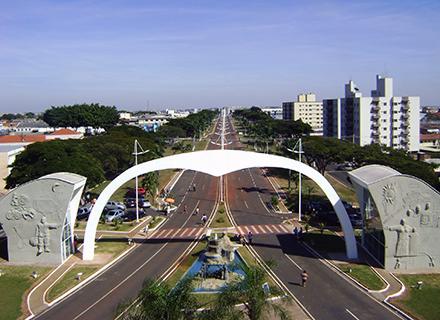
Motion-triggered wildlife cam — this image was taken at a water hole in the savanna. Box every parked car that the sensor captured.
[77,204,93,220]
[104,209,125,222]
[125,197,151,209]
[122,209,146,222]
[125,188,147,198]
[105,201,126,211]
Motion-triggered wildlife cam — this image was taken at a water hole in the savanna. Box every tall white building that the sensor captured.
[323,75,420,152]
[282,93,323,135]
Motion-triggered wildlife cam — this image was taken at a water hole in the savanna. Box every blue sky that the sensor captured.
[1,0,439,112]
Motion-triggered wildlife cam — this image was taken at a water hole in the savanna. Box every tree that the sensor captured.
[141,171,159,200]
[122,277,198,320]
[42,103,119,130]
[6,140,105,188]
[202,263,290,320]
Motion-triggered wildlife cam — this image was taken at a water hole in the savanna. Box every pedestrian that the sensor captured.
[298,227,303,241]
[193,183,197,192]
[301,270,309,287]
[166,205,171,216]
[201,214,208,225]
[195,206,200,215]
[73,234,79,253]
[248,231,253,245]
[183,205,187,214]
[293,226,298,239]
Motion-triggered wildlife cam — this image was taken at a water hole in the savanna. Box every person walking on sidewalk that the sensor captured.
[301,270,309,287]
[195,206,200,215]
[201,213,208,225]
[248,231,253,245]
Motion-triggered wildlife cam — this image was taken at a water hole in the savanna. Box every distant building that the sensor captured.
[46,129,84,140]
[260,107,283,120]
[0,134,46,147]
[282,93,323,135]
[137,115,169,132]
[11,120,52,134]
[323,75,420,152]
[119,112,132,121]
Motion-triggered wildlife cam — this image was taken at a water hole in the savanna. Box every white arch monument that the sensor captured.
[83,150,358,260]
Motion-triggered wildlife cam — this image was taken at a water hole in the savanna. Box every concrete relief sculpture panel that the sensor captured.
[371,176,439,271]
[0,173,86,265]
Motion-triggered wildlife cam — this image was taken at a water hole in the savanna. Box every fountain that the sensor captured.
[183,233,246,293]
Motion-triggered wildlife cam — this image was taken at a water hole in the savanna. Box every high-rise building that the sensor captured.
[282,93,323,135]
[323,75,420,152]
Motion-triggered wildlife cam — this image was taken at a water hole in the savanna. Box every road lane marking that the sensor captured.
[244,200,249,208]
[162,229,174,239]
[280,224,290,233]
[271,224,282,233]
[346,309,361,320]
[180,228,190,237]
[72,241,171,320]
[250,225,258,234]
[265,225,275,233]
[155,229,168,238]
[256,225,266,233]
[187,228,197,237]
[284,254,302,271]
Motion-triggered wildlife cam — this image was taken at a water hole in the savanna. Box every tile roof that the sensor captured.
[0,134,46,143]
[51,128,81,135]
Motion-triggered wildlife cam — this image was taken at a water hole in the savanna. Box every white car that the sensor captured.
[104,209,125,222]
[105,201,126,211]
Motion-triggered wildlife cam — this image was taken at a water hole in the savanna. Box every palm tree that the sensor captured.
[201,263,291,320]
[122,277,198,320]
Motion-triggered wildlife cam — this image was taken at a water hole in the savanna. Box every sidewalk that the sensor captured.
[27,254,79,315]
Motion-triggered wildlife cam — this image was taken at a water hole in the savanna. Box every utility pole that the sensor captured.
[133,140,149,223]
[287,137,304,222]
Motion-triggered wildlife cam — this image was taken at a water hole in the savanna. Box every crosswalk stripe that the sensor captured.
[237,226,244,234]
[180,228,190,237]
[265,225,275,233]
[256,225,266,233]
[171,229,182,238]
[162,229,174,238]
[187,228,197,237]
[155,229,168,238]
[194,229,203,238]
[279,224,290,233]
[271,224,282,233]
[250,225,258,234]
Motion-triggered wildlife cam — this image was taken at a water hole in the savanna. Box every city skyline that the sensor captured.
[1,0,440,112]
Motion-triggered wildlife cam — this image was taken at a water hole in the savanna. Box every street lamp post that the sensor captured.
[287,138,304,222]
[133,140,150,223]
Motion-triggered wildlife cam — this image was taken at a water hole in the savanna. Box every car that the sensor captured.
[125,188,147,198]
[77,204,93,220]
[104,209,125,222]
[124,198,151,209]
[122,209,146,222]
[139,198,151,208]
[105,201,126,211]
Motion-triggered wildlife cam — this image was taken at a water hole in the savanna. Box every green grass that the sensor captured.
[165,240,207,287]
[392,274,440,320]
[46,266,98,303]
[76,219,146,232]
[209,203,232,228]
[148,216,165,229]
[0,265,52,320]
[338,263,385,291]
[303,230,346,252]
[94,238,132,258]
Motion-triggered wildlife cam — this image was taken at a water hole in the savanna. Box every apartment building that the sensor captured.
[323,75,420,152]
[282,93,323,135]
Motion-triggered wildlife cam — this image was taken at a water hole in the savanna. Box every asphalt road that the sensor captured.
[225,116,401,320]
[36,119,223,320]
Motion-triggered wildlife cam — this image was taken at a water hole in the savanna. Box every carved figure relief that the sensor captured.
[382,184,396,205]
[29,216,58,255]
[6,194,37,220]
[388,219,418,257]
